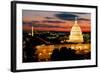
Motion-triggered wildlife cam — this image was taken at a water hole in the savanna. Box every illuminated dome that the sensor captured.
[69,17,83,43]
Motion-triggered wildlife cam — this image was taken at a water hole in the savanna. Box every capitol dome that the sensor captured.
[69,17,84,43]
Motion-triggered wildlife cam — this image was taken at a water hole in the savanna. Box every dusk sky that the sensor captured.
[22,10,91,32]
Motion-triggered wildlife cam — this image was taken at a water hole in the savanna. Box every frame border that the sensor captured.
[11,1,98,72]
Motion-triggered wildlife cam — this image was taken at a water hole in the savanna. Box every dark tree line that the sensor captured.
[51,47,91,61]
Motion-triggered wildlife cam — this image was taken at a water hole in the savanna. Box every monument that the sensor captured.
[68,17,84,43]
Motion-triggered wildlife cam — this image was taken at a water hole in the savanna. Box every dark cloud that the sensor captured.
[75,13,90,14]
[45,17,55,19]
[34,26,63,28]
[78,18,90,21]
[41,20,65,23]
[55,12,78,20]
[23,20,65,24]
[23,20,66,28]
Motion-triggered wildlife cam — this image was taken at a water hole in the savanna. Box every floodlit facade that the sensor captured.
[69,17,84,43]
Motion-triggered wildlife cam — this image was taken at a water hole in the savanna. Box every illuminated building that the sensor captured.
[68,17,84,43]
[32,25,34,36]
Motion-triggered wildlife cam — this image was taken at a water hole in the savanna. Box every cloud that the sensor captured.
[55,12,78,20]
[78,18,90,21]
[75,13,90,14]
[45,17,55,19]
[23,25,90,32]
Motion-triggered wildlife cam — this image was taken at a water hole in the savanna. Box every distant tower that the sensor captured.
[69,17,83,43]
[32,25,34,37]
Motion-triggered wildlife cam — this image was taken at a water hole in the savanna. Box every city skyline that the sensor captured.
[22,10,91,63]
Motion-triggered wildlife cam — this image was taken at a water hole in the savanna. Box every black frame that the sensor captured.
[11,1,98,72]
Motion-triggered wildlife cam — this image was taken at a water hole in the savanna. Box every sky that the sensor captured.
[22,10,91,32]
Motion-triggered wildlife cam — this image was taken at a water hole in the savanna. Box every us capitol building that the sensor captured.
[68,17,84,43]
